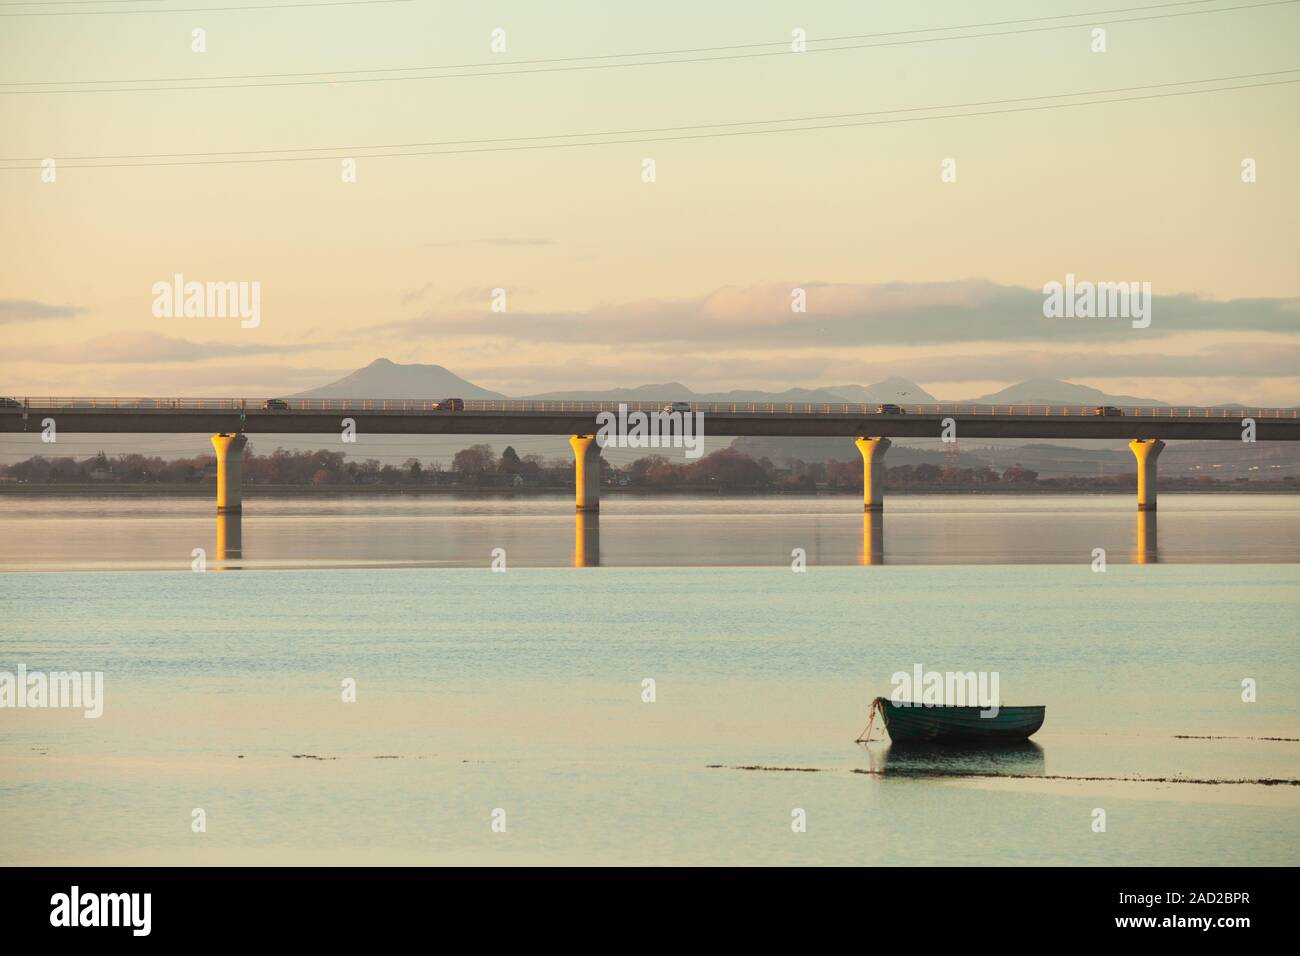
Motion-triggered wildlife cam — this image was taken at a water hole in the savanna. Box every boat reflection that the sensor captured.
[866,740,1045,778]
[574,511,600,567]
[860,510,884,566]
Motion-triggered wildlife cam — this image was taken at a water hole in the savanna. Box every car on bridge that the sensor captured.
[876,403,906,415]
[662,401,691,413]
[438,398,465,411]
[263,398,290,411]
[1092,405,1124,417]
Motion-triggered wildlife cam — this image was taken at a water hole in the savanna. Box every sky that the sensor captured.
[1,0,1298,404]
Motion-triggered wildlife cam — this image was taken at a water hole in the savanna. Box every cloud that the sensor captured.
[0,299,86,324]
[353,280,1300,402]
[833,344,1300,382]
[99,364,349,392]
[34,332,325,364]
[366,280,1300,348]
[423,237,555,248]
[484,238,554,247]
[399,281,436,306]
[461,345,1300,397]
[445,285,534,305]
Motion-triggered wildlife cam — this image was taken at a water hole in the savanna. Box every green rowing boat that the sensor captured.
[861,696,1045,742]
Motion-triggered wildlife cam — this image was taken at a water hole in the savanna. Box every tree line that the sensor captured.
[0,445,1277,492]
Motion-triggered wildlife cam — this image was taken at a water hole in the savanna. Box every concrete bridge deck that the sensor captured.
[3,398,1297,440]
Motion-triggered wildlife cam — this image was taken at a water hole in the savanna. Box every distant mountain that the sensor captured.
[522,381,935,404]
[291,358,507,401]
[286,363,1184,428]
[965,378,1165,406]
[297,361,1142,408]
[701,387,859,403]
[523,382,700,402]
[823,377,938,404]
[523,376,935,404]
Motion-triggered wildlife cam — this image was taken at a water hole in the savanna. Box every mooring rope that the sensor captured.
[855,697,885,743]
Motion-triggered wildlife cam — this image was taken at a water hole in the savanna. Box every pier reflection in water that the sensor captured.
[574,511,600,567]
[860,510,884,566]
[202,501,1151,571]
[157,492,1300,572]
[866,740,1045,778]
[214,511,242,567]
[1134,510,1158,564]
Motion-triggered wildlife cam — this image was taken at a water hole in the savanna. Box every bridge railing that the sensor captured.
[5,398,1297,419]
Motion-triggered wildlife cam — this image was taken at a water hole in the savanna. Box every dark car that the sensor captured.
[876,403,906,415]
[439,397,465,411]
[263,398,290,411]
[1092,405,1124,417]
[0,397,22,409]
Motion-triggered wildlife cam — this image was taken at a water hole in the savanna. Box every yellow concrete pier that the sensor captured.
[211,433,248,513]
[570,434,601,512]
[1128,438,1165,511]
[855,437,892,511]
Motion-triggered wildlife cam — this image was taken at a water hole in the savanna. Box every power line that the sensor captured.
[0,0,411,15]
[0,0,1247,84]
[1,0,1294,91]
[5,69,1292,162]
[2,72,1295,170]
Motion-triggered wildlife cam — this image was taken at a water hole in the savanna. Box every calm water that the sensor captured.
[1,495,1297,865]
[0,493,1297,569]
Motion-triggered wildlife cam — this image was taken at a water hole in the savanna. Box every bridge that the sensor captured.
[4,397,1297,515]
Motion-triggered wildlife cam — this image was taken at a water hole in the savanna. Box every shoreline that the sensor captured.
[0,483,1296,498]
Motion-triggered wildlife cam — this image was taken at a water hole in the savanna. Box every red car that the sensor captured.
[439,397,465,411]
